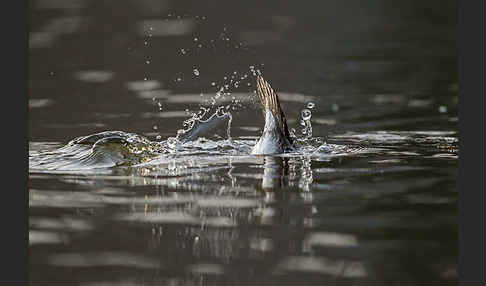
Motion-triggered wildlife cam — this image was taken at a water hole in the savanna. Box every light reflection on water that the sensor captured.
[29,129,458,285]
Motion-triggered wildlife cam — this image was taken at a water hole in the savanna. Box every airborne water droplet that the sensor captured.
[301,109,312,120]
[193,68,200,76]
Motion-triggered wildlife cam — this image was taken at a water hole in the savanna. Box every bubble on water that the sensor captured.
[156,135,162,140]
[301,109,312,120]
[193,68,200,76]
[307,102,316,109]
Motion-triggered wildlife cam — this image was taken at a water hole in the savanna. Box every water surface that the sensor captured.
[29,0,458,285]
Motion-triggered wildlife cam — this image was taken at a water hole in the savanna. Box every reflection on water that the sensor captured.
[29,0,457,285]
[29,129,458,285]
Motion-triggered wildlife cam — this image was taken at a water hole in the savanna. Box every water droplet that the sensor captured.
[439,105,448,113]
[153,125,158,130]
[144,41,148,46]
[197,44,202,48]
[194,37,198,42]
[156,135,162,140]
[180,48,186,55]
[211,82,216,86]
[307,102,316,109]
[145,60,151,64]
[176,77,182,82]
[167,137,179,149]
[301,108,312,120]
[193,68,200,76]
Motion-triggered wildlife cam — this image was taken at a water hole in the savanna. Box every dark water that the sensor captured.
[29,0,458,285]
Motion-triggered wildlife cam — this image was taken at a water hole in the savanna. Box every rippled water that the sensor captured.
[29,0,457,285]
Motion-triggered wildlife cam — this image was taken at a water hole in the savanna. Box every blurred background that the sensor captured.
[29,0,458,142]
[29,1,458,286]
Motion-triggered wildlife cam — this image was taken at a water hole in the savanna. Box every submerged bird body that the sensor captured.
[251,76,295,155]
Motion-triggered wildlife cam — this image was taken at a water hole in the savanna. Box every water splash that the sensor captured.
[300,108,313,139]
